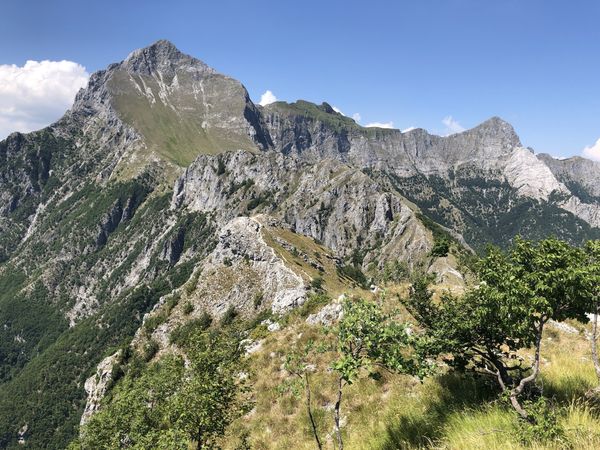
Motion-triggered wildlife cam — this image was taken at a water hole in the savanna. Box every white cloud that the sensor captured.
[583,138,600,162]
[442,115,465,135]
[258,90,277,106]
[0,60,89,139]
[352,113,361,123]
[402,126,417,133]
[332,106,345,115]
[365,121,395,129]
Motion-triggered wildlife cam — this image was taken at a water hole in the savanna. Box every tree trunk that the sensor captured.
[509,320,545,421]
[334,377,344,450]
[304,373,322,450]
[591,305,600,384]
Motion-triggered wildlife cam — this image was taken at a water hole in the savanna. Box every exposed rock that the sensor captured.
[306,302,343,327]
[80,351,121,427]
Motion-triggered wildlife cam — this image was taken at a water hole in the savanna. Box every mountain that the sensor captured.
[0,40,599,448]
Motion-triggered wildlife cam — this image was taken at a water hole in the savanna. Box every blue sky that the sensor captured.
[2,0,600,158]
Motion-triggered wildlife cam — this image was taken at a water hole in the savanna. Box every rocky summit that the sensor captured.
[1,40,599,448]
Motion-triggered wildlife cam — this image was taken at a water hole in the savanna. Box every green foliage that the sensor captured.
[246,190,273,211]
[220,305,238,326]
[297,292,331,318]
[429,238,450,257]
[182,301,194,315]
[337,264,369,289]
[142,339,159,362]
[170,312,213,348]
[310,276,324,291]
[381,260,409,284]
[79,329,249,449]
[334,298,427,384]
[143,313,167,333]
[516,397,566,445]
[405,237,593,421]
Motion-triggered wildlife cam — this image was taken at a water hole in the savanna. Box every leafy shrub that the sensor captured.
[253,291,264,309]
[143,312,167,333]
[310,276,324,291]
[221,305,238,326]
[430,238,450,257]
[142,339,159,362]
[249,323,269,341]
[297,292,330,318]
[170,312,213,347]
[337,264,368,288]
[516,397,566,445]
[381,260,409,284]
[182,301,194,315]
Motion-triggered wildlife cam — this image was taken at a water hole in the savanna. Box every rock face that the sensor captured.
[1,40,600,448]
[172,149,432,267]
[80,351,122,427]
[194,216,307,315]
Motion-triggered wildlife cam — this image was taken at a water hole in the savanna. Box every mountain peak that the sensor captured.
[122,39,214,76]
[469,116,521,147]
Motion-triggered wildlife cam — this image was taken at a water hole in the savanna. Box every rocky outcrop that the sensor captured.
[172,150,432,267]
[80,351,122,427]
[195,216,307,315]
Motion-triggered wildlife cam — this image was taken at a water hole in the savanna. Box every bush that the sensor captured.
[182,301,194,315]
[337,264,368,288]
[516,397,566,445]
[430,238,450,257]
[253,292,264,309]
[143,312,167,333]
[297,292,330,318]
[310,276,324,291]
[170,312,213,347]
[221,305,238,326]
[381,260,409,284]
[142,339,159,362]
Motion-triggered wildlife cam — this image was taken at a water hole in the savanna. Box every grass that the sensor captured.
[260,223,370,299]
[221,295,600,450]
[108,69,258,178]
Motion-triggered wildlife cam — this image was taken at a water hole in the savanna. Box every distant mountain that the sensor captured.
[0,40,599,448]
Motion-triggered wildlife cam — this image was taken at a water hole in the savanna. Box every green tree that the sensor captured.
[585,241,600,389]
[80,355,187,449]
[332,297,428,449]
[78,330,249,449]
[406,237,590,421]
[169,330,250,449]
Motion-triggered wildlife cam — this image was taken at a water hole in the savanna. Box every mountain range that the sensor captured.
[1,40,599,448]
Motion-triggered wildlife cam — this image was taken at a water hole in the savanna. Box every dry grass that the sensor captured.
[222,295,600,450]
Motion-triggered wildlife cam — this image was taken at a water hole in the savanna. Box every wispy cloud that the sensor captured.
[258,90,277,106]
[582,138,600,162]
[402,126,417,133]
[442,115,465,135]
[0,60,89,139]
[333,107,362,124]
[365,121,394,129]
